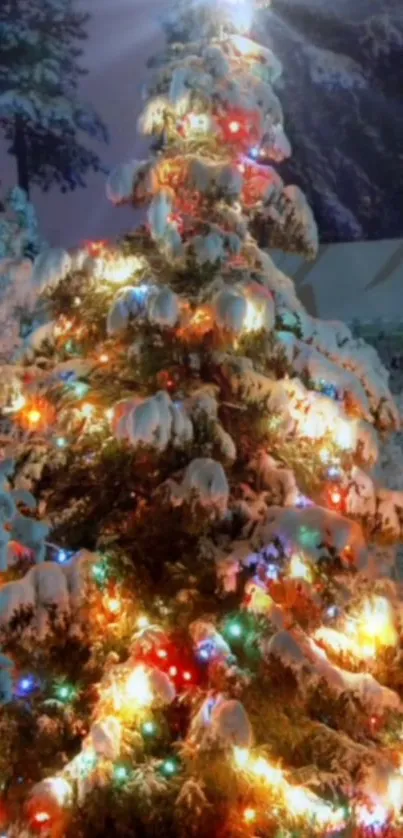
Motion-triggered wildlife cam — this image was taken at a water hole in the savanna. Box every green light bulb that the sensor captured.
[114,765,129,783]
[162,759,177,776]
[228,622,242,639]
[56,683,75,703]
[92,563,107,583]
[142,721,156,736]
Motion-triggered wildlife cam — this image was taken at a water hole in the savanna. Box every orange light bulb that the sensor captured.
[27,408,41,425]
[106,597,121,615]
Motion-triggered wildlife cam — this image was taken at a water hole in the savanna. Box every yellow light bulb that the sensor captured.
[27,408,41,425]
[233,747,250,769]
[251,756,284,786]
[289,554,313,583]
[136,615,149,629]
[243,807,256,824]
[125,666,152,707]
[106,597,121,615]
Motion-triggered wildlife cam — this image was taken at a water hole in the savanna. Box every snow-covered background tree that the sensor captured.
[0,0,403,836]
[0,0,108,196]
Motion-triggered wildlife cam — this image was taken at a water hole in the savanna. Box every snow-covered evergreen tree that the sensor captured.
[0,186,44,260]
[0,1,403,837]
[0,0,107,196]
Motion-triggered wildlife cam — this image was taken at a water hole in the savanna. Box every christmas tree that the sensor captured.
[1,1,403,836]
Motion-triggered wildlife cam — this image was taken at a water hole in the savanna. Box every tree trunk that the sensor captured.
[13,116,30,197]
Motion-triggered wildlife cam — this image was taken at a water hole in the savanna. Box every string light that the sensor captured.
[136,615,150,630]
[226,621,243,639]
[142,720,157,736]
[56,436,67,448]
[114,765,130,783]
[289,554,313,583]
[55,683,76,704]
[243,807,256,824]
[157,649,168,660]
[105,596,121,615]
[161,758,179,777]
[56,549,71,565]
[17,675,37,696]
[33,811,51,825]
[233,749,344,830]
[125,666,153,707]
[93,562,108,585]
[329,488,342,506]
[27,408,41,425]
[229,120,240,133]
[99,353,109,364]
[73,381,89,399]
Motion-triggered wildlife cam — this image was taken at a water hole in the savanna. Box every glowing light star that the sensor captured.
[56,436,67,449]
[125,665,152,707]
[229,120,240,133]
[289,554,313,583]
[56,549,69,564]
[99,353,109,363]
